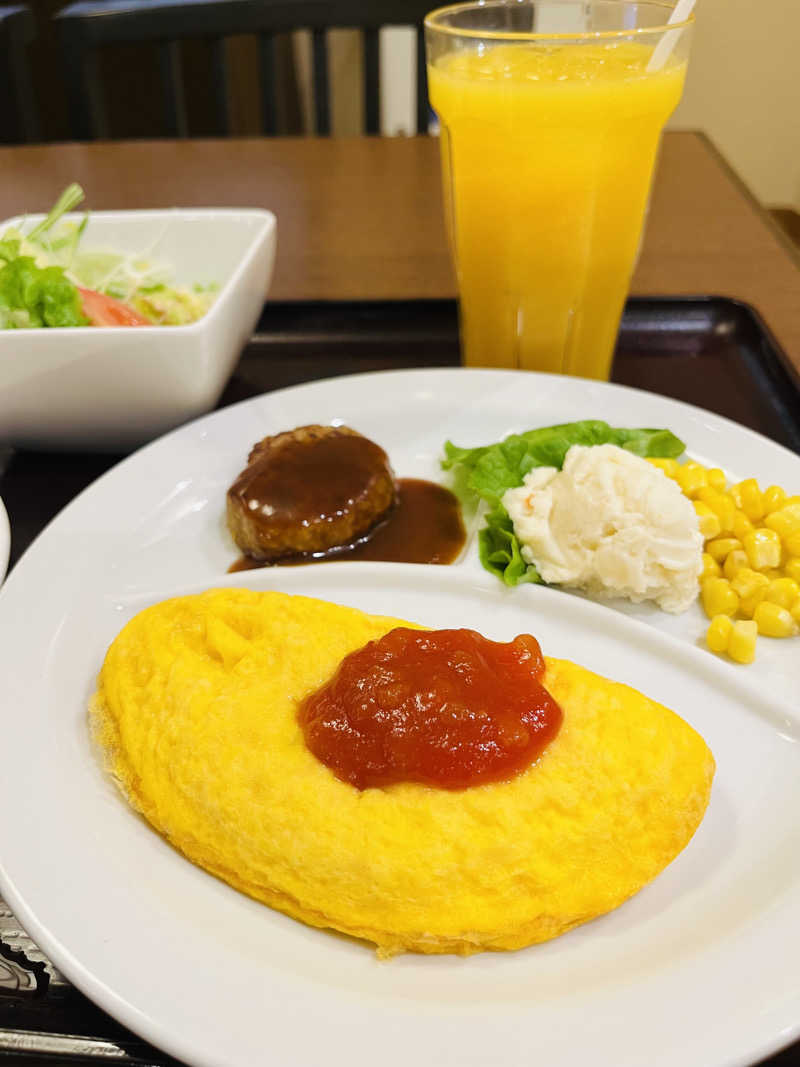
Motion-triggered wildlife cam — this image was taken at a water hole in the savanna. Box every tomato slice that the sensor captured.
[78,287,151,327]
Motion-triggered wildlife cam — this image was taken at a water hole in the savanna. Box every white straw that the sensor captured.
[647,0,696,72]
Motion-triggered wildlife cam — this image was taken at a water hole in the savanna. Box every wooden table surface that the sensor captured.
[0,131,798,375]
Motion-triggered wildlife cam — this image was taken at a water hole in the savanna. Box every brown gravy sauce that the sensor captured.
[229,478,466,571]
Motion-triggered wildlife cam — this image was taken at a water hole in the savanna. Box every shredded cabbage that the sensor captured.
[0,184,216,328]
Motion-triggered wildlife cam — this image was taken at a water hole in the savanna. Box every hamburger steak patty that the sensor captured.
[226,425,397,560]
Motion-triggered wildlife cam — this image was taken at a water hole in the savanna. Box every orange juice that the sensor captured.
[428,43,687,376]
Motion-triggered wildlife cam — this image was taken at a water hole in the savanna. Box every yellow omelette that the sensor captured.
[91,588,714,956]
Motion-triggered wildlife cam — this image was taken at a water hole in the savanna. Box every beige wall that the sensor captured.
[668,0,800,208]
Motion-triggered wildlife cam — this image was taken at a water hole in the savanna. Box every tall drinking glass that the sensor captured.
[425,1,694,377]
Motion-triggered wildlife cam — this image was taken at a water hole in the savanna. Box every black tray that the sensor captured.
[1,296,800,1066]
[229,295,800,452]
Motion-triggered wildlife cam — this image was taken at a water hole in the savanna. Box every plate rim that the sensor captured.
[0,495,9,583]
[1,366,799,1067]
[1,563,799,1067]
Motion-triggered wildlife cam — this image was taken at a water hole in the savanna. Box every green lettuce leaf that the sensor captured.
[0,184,88,328]
[442,420,687,587]
[479,506,542,586]
[0,255,87,328]
[443,420,685,505]
[0,237,21,263]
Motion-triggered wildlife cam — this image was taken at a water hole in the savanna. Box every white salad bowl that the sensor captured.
[0,208,276,451]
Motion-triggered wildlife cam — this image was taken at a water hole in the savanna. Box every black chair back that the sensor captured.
[56,0,438,140]
[0,4,39,144]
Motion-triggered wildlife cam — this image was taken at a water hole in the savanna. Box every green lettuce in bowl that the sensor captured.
[0,184,216,329]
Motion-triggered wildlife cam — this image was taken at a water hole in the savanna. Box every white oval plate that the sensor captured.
[0,368,799,1067]
[0,495,8,583]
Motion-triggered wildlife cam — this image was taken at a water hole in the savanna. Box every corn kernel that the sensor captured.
[763,486,787,513]
[791,597,800,625]
[706,615,733,655]
[723,549,749,581]
[707,468,728,492]
[706,537,742,563]
[676,463,708,498]
[730,568,769,599]
[732,510,754,542]
[783,496,800,510]
[701,552,722,580]
[785,530,800,558]
[702,577,739,619]
[764,511,790,538]
[730,480,764,510]
[647,457,679,477]
[784,558,800,584]
[728,621,757,664]
[765,506,800,540]
[743,528,781,570]
[736,478,766,522]
[754,601,796,638]
[695,490,736,534]
[693,502,722,541]
[739,589,767,619]
[764,578,800,609]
